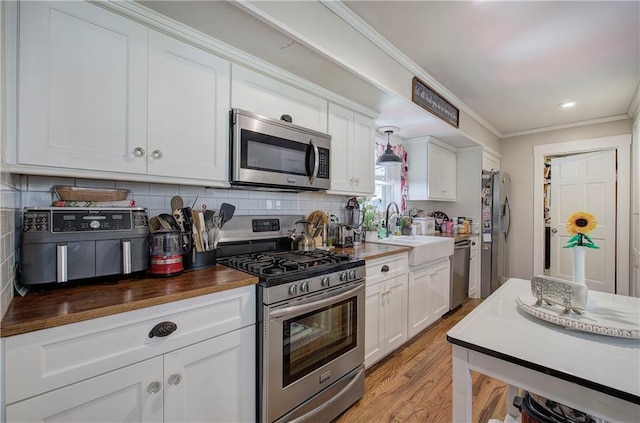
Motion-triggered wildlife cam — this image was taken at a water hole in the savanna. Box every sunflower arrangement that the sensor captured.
[563,211,599,249]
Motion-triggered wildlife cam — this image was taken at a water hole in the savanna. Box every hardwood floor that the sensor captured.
[335,299,508,423]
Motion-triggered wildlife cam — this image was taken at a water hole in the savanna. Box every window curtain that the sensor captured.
[376,142,408,212]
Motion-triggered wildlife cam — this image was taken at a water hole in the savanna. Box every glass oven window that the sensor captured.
[282,297,357,387]
[241,129,309,176]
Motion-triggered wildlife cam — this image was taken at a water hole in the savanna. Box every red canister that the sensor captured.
[149,230,183,277]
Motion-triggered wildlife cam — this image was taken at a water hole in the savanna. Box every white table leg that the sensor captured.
[452,344,472,423]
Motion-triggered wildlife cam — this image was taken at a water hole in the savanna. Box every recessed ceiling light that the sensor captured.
[560,101,577,109]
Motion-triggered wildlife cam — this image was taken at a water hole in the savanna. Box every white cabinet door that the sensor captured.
[164,325,255,423]
[6,357,163,423]
[148,30,230,182]
[328,103,354,193]
[364,281,385,368]
[407,139,456,201]
[18,1,148,173]
[469,239,480,298]
[482,151,501,171]
[408,259,451,338]
[428,143,456,201]
[352,113,376,194]
[327,103,375,195]
[429,260,451,320]
[231,65,327,132]
[383,274,408,353]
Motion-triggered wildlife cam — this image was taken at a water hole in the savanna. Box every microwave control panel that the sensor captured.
[317,147,330,179]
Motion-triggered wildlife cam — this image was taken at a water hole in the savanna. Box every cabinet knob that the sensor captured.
[551,228,558,234]
[133,147,145,157]
[381,265,390,273]
[147,381,161,394]
[149,321,177,338]
[151,150,163,160]
[168,373,182,386]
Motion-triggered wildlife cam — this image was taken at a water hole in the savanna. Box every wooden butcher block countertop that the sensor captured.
[0,265,258,337]
[334,242,412,261]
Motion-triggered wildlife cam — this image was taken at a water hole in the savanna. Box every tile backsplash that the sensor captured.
[20,175,351,219]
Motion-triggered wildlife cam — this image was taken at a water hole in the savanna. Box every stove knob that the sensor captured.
[321,276,330,287]
[89,220,101,229]
[349,270,357,280]
[339,272,348,282]
[300,281,310,292]
[288,284,298,296]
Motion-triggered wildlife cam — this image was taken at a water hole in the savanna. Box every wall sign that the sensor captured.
[412,77,459,128]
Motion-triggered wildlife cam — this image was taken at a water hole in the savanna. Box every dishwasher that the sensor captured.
[450,240,471,310]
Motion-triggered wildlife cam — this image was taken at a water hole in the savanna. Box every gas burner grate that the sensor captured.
[220,249,356,278]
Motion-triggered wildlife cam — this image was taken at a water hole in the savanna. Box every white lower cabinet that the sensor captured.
[469,239,480,298]
[407,258,451,338]
[7,356,164,422]
[364,254,409,368]
[3,286,256,423]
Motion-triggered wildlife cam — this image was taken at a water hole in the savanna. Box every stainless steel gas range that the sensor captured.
[218,215,365,423]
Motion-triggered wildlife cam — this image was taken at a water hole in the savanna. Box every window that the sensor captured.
[374,163,401,214]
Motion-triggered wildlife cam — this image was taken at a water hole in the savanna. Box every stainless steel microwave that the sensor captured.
[230,109,331,191]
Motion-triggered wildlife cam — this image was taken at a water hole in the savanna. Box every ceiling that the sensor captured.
[342,0,640,138]
[139,0,639,145]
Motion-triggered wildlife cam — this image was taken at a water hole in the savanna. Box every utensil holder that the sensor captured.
[183,248,217,270]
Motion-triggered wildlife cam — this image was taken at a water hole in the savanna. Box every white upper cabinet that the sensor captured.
[18,1,148,174]
[147,30,230,182]
[231,64,327,132]
[17,2,230,185]
[482,151,501,171]
[327,103,375,195]
[406,138,457,201]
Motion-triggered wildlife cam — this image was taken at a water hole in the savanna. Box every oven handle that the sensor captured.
[287,365,365,423]
[269,283,364,319]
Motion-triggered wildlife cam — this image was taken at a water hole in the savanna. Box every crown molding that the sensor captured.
[501,115,631,139]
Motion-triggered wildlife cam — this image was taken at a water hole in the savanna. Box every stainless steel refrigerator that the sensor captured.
[481,170,511,298]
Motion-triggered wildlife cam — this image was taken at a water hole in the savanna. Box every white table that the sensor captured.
[447,278,640,422]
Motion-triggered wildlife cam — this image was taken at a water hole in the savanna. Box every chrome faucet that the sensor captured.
[385,202,400,237]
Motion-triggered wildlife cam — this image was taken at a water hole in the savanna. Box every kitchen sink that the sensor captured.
[369,235,454,266]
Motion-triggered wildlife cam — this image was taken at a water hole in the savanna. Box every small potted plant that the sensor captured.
[359,199,380,242]
[400,216,412,235]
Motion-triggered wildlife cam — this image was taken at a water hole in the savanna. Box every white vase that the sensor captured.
[572,246,586,285]
[365,231,379,242]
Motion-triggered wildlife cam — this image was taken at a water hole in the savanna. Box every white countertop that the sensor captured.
[447,278,640,403]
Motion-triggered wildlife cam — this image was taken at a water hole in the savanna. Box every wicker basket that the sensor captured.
[53,186,129,202]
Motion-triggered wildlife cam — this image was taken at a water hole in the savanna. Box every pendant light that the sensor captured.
[376,126,402,166]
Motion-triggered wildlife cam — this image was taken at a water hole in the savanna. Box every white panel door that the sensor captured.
[18,1,148,173]
[148,30,230,182]
[6,357,163,423]
[163,326,255,423]
[550,150,616,293]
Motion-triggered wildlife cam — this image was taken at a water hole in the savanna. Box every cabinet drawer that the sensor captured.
[365,254,408,286]
[4,286,255,404]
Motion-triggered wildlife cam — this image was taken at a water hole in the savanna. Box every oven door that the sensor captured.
[230,109,331,190]
[263,280,364,423]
